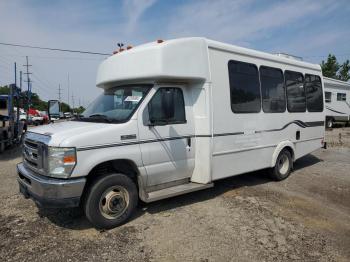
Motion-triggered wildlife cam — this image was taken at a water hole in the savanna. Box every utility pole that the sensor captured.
[58,84,62,102]
[67,73,70,109]
[20,71,22,91]
[23,56,32,118]
[58,84,62,113]
[71,94,75,114]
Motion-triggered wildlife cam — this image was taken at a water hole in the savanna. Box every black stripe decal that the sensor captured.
[326,106,347,115]
[77,120,324,151]
[255,120,324,133]
[213,132,244,137]
[77,135,194,151]
[304,121,325,127]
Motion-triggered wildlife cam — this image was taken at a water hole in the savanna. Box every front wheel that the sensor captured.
[270,149,293,181]
[83,173,138,229]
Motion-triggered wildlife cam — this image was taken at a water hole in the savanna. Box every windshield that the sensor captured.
[77,84,151,123]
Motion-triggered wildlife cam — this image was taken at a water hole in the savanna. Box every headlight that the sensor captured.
[48,147,77,178]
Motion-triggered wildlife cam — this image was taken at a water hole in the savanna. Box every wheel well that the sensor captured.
[81,159,140,206]
[85,159,139,187]
[283,146,295,162]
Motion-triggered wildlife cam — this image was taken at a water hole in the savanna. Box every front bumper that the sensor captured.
[17,162,86,208]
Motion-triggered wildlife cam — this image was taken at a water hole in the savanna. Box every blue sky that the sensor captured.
[0,0,349,106]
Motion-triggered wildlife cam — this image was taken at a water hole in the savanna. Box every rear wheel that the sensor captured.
[83,173,138,229]
[326,118,333,129]
[270,149,293,181]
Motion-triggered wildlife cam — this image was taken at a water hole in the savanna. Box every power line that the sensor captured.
[0,42,110,56]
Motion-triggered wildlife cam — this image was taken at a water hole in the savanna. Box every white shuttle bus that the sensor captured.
[323,77,350,128]
[17,38,325,229]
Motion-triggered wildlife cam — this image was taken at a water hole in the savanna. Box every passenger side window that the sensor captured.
[285,71,306,112]
[228,60,261,113]
[260,66,286,113]
[0,100,7,110]
[325,92,332,103]
[337,93,346,101]
[305,74,323,112]
[148,88,186,125]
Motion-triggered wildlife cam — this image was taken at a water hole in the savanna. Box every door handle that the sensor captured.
[187,137,191,147]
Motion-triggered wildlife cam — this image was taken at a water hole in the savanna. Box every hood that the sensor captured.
[29,120,133,147]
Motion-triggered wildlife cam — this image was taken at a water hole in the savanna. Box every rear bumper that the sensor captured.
[17,162,86,208]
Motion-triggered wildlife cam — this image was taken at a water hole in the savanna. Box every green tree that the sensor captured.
[73,106,85,115]
[60,102,71,113]
[338,60,350,81]
[321,54,350,81]
[0,85,10,95]
[321,54,340,78]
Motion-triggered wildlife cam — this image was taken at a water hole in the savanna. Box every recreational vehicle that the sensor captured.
[17,38,325,229]
[323,77,350,128]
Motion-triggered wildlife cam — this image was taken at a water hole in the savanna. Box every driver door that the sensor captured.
[138,85,195,187]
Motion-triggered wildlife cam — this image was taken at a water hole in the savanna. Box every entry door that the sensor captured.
[138,86,195,187]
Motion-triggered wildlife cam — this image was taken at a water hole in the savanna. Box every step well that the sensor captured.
[145,182,214,203]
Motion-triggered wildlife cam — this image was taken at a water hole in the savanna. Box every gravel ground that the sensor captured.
[0,128,349,262]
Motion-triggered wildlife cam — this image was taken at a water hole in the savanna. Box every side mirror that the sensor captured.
[162,89,175,119]
[48,100,60,120]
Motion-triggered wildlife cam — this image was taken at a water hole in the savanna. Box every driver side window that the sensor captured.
[148,87,186,125]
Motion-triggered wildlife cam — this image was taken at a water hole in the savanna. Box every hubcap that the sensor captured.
[99,186,129,219]
[278,154,289,175]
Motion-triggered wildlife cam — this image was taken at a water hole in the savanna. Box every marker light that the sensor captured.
[127,45,133,50]
[157,39,164,43]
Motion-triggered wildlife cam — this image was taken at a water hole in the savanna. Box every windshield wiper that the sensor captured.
[89,114,108,118]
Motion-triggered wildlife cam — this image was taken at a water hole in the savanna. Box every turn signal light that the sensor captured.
[63,155,76,164]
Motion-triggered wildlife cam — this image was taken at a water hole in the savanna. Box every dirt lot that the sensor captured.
[0,128,349,262]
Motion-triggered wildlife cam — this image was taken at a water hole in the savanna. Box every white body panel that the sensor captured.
[26,37,325,196]
[323,77,350,122]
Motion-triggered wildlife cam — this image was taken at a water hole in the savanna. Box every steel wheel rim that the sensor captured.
[278,154,289,175]
[99,186,129,220]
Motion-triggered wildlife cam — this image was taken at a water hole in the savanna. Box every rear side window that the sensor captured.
[305,74,323,112]
[337,93,346,101]
[260,66,286,113]
[285,71,306,112]
[325,92,332,103]
[228,60,261,113]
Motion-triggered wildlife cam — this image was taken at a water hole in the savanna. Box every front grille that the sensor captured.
[22,135,47,175]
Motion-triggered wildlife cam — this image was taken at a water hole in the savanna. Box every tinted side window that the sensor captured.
[228,60,261,113]
[148,88,186,124]
[325,92,331,103]
[285,71,306,112]
[337,93,346,101]
[260,66,286,113]
[305,74,323,112]
[0,100,7,110]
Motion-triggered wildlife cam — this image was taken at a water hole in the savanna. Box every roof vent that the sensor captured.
[275,53,303,61]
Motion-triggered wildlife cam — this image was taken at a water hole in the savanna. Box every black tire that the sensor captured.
[83,173,138,229]
[326,118,333,129]
[270,149,293,181]
[0,142,4,153]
